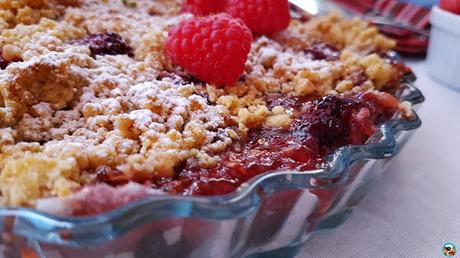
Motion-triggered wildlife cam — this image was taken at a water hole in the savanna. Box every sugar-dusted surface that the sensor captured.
[0,0,408,209]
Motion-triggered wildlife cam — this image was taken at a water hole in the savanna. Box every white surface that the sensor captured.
[427,7,460,90]
[298,60,460,258]
[430,6,460,35]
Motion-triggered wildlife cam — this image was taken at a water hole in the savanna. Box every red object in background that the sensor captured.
[226,0,291,35]
[181,0,226,16]
[331,0,431,55]
[440,0,460,15]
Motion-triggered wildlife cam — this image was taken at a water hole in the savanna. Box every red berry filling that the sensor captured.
[98,92,400,196]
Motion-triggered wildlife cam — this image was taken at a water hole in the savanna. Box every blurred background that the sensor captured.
[289,0,460,257]
[292,0,435,55]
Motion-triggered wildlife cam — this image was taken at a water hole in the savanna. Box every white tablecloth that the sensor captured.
[298,60,460,258]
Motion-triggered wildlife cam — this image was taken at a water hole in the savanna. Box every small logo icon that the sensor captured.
[443,243,457,257]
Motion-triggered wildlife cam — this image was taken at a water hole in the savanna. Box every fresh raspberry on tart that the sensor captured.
[225,0,291,35]
[181,0,227,16]
[166,13,252,86]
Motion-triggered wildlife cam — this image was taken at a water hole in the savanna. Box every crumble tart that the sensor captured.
[0,0,413,215]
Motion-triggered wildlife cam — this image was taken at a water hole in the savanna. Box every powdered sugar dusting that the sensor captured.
[0,0,401,210]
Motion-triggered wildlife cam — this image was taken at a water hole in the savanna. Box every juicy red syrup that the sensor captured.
[102,92,399,196]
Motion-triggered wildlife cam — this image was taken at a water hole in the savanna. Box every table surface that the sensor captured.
[298,59,460,258]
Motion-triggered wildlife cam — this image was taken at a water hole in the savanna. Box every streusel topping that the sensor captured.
[0,0,407,208]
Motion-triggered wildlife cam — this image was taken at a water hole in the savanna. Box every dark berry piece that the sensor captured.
[73,32,133,57]
[0,55,9,70]
[303,42,340,61]
[265,93,302,110]
[294,96,354,147]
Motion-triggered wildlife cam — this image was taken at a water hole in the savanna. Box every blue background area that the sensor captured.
[400,0,438,6]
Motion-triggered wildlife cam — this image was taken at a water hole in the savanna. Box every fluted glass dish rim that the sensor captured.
[0,74,424,247]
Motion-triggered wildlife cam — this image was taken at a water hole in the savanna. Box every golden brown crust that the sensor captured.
[0,0,404,207]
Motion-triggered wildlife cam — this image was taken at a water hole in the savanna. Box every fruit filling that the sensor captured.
[0,0,414,215]
[96,91,401,196]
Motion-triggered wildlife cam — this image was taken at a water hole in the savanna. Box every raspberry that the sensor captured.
[226,0,291,35]
[73,32,132,57]
[181,0,227,16]
[166,13,252,86]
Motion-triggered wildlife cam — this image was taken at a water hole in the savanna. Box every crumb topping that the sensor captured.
[0,0,407,207]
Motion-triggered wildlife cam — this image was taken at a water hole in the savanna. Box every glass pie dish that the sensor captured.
[0,73,423,258]
[0,0,425,257]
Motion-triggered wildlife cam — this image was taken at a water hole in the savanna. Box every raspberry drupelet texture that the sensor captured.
[181,0,227,16]
[226,0,291,35]
[166,13,253,86]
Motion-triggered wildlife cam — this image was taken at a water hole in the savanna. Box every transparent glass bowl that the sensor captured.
[0,78,424,258]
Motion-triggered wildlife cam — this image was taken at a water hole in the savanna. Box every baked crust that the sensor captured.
[0,0,410,208]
